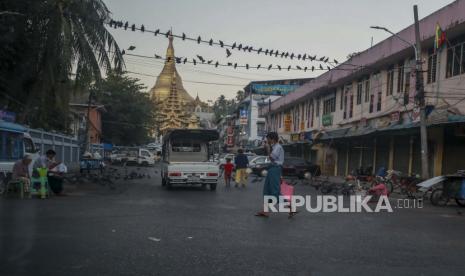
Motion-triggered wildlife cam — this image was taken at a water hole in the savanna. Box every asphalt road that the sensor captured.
[1,165,465,276]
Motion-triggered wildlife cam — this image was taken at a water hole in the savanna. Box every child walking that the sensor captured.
[223,158,234,188]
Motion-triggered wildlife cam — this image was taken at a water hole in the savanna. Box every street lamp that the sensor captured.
[370,5,429,179]
[370,26,418,61]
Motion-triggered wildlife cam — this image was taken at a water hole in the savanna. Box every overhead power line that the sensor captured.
[108,19,339,66]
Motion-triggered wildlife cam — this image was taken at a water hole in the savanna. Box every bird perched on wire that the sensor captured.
[302,54,307,60]
[311,66,315,71]
[165,30,170,38]
[257,48,263,54]
[127,45,136,51]
[319,64,324,70]
[182,33,186,40]
[215,61,219,68]
[124,21,128,30]
[183,58,187,64]
[197,36,201,44]
[327,66,331,71]
[140,24,145,32]
[121,50,126,55]
[296,66,302,70]
[324,57,329,63]
[155,54,162,59]
[270,50,274,56]
[290,53,295,59]
[304,66,308,72]
[131,24,135,31]
[257,64,261,70]
[154,29,160,36]
[248,46,253,53]
[281,52,285,58]
[207,60,213,64]
[333,59,339,64]
[319,56,325,61]
[243,46,248,52]
[268,64,272,70]
[277,65,282,71]
[285,52,289,58]
[287,65,291,71]
[234,63,237,69]
[196,55,205,63]
[274,51,279,57]
[232,42,236,49]
[246,64,249,69]
[209,39,213,46]
[297,54,302,60]
[193,59,197,65]
[310,55,316,61]
[175,57,181,64]
[265,49,269,55]
[219,40,224,47]
[238,44,242,50]
[226,49,232,58]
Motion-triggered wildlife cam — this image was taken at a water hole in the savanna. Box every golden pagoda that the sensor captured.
[150,34,194,105]
[151,35,216,135]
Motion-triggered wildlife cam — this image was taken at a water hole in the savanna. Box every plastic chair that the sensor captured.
[31,168,50,199]
[4,179,29,199]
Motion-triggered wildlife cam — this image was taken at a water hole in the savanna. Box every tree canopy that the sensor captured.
[0,0,124,132]
[93,71,155,146]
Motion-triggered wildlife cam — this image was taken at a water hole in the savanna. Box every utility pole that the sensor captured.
[413,5,430,179]
[83,91,93,154]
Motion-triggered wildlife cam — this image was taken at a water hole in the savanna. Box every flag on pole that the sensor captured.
[434,23,446,52]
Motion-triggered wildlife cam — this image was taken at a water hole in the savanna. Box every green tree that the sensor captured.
[213,95,234,122]
[0,0,124,132]
[93,71,155,146]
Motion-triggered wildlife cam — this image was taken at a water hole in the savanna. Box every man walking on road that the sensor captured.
[234,149,249,188]
[256,132,284,217]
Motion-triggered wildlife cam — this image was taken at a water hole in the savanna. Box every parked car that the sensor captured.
[249,156,271,175]
[253,157,321,178]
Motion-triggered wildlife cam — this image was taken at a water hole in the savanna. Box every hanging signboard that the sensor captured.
[290,133,300,142]
[227,136,234,146]
[251,84,300,96]
[227,126,234,136]
[284,113,292,132]
[240,109,248,125]
[390,111,401,123]
[322,114,333,126]
[412,107,421,122]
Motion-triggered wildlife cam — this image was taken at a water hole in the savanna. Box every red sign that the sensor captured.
[227,136,234,146]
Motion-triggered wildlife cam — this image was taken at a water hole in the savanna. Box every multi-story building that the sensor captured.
[233,78,312,150]
[267,0,465,176]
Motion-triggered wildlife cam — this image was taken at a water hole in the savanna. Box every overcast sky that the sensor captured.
[107,0,455,102]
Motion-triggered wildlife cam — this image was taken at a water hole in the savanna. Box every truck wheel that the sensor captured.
[210,183,217,191]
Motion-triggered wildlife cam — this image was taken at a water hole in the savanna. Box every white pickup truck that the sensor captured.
[160,129,219,190]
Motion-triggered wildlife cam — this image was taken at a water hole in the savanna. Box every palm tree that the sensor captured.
[1,0,124,131]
